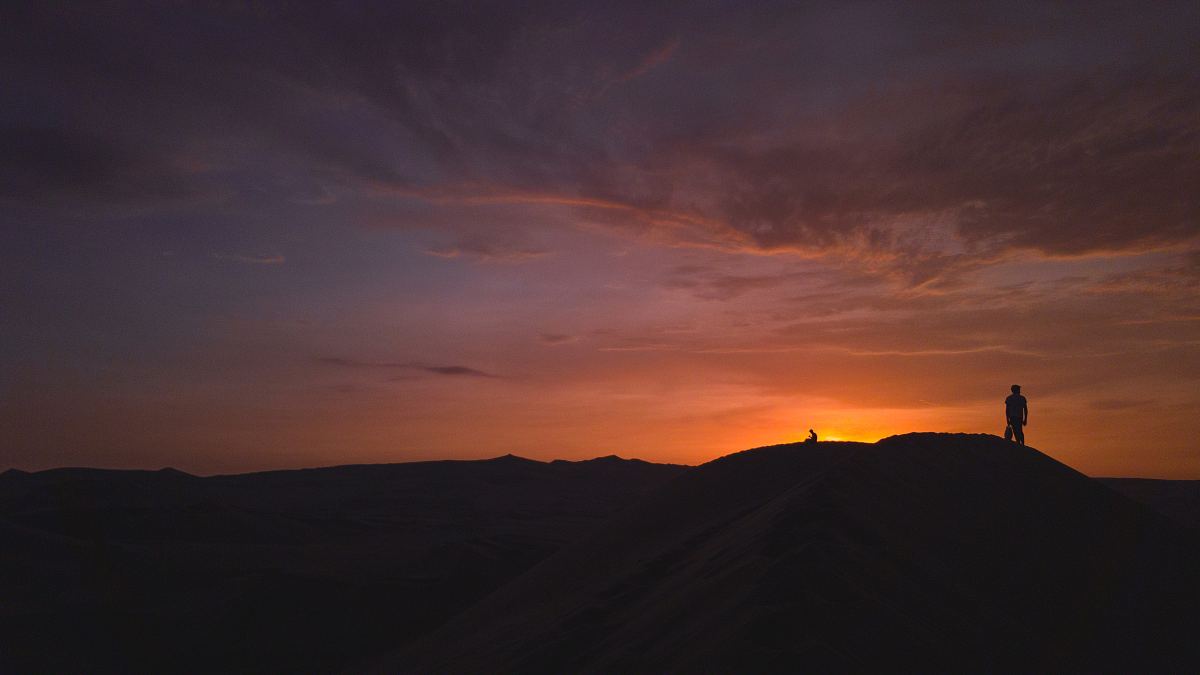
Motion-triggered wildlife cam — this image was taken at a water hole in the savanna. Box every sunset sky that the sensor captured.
[3,2,1198,477]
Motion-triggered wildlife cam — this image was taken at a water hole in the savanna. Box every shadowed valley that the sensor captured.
[0,455,683,673]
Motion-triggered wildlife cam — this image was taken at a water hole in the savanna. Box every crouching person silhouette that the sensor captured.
[805,429,818,444]
[1005,385,1028,445]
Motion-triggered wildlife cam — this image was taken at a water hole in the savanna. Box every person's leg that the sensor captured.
[1012,420,1025,445]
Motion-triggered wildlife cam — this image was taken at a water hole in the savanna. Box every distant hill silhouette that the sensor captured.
[382,434,1200,673]
[0,456,684,673]
[1100,477,1200,532]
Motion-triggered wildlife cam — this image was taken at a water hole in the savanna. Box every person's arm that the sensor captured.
[1023,399,1028,426]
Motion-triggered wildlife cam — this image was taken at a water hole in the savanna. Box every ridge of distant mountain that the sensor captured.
[482,453,542,464]
[1099,477,1200,531]
[386,433,1200,673]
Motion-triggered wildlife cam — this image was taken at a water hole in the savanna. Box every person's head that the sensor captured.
[1011,384,1021,394]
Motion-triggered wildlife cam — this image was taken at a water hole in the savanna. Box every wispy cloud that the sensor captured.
[539,333,579,346]
[215,253,286,265]
[425,239,550,263]
[597,343,677,352]
[316,357,496,378]
[617,37,679,83]
[1089,398,1155,411]
[422,365,495,377]
[819,345,1047,358]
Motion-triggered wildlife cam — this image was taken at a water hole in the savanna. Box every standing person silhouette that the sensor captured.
[1005,385,1028,445]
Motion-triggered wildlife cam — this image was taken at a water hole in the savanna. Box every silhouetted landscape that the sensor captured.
[0,455,683,672]
[5,434,1199,673]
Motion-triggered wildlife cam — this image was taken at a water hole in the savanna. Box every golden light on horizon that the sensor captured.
[3,3,1198,480]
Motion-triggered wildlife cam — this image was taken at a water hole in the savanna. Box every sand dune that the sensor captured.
[384,434,1200,673]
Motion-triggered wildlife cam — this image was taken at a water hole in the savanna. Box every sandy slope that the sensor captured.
[385,434,1200,673]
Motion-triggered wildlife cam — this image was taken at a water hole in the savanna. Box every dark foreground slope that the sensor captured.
[0,455,684,673]
[386,434,1200,673]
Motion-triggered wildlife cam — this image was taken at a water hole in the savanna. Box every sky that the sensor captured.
[2,1,1198,477]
